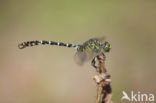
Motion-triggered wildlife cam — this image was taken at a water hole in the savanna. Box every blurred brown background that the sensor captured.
[0,0,156,103]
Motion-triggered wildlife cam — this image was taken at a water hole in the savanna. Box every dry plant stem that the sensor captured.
[95,53,113,103]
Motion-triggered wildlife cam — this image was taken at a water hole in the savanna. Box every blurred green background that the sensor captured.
[0,0,156,103]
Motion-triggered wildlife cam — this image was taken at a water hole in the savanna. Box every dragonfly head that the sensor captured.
[103,41,111,52]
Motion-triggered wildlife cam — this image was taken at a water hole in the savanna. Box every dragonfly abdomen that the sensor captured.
[18,40,78,49]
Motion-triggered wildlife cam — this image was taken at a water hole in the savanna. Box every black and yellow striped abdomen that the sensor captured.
[18,40,78,49]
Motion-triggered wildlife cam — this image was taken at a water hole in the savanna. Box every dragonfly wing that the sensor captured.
[83,37,105,44]
[97,36,105,42]
[85,50,101,61]
[74,51,87,65]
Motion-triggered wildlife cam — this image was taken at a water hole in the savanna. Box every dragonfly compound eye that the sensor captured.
[104,42,111,52]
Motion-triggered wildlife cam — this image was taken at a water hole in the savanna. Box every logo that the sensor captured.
[121,91,154,102]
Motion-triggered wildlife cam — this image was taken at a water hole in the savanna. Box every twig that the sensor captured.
[93,53,113,103]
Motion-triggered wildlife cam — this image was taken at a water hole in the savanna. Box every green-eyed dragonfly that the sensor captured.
[18,37,111,71]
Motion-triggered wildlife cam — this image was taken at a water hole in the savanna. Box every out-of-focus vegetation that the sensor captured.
[0,1,156,103]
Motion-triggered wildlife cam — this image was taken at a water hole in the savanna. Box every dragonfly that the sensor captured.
[18,37,111,71]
